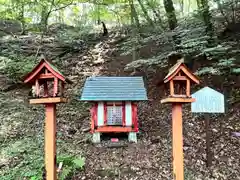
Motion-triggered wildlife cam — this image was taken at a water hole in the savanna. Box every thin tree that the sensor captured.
[137,0,154,27]
[163,0,177,30]
[129,0,140,29]
[199,0,214,37]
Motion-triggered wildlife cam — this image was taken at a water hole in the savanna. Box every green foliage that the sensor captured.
[232,68,240,74]
[56,24,95,43]
[195,67,221,76]
[1,138,85,180]
[0,55,37,82]
[1,138,44,180]
[184,168,195,180]
[57,154,85,180]
[215,58,236,67]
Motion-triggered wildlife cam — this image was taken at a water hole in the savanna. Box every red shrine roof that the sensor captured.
[24,58,67,84]
[164,60,200,84]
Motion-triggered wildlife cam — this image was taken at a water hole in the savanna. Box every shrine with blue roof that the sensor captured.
[80,76,148,143]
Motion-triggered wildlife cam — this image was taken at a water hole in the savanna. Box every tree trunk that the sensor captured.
[40,6,50,34]
[137,0,154,27]
[146,0,164,27]
[20,3,25,35]
[14,0,25,34]
[129,0,140,29]
[163,0,177,30]
[196,0,201,9]
[200,0,214,37]
[130,0,137,62]
[214,0,230,26]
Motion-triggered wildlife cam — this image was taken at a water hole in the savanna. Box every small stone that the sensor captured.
[81,127,90,132]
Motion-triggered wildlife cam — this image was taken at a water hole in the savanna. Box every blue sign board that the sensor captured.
[191,87,225,113]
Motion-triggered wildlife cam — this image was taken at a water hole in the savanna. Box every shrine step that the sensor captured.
[92,132,138,144]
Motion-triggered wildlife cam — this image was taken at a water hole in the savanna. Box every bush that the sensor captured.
[0,55,37,82]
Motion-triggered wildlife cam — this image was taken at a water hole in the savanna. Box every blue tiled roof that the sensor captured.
[80,76,148,101]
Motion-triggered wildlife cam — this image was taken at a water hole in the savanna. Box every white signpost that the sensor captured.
[191,87,225,113]
[191,86,225,167]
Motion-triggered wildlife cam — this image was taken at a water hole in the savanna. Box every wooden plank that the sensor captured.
[53,78,58,97]
[173,76,187,80]
[106,102,123,106]
[170,80,174,96]
[95,126,133,132]
[35,79,40,97]
[44,82,48,97]
[29,97,68,104]
[186,79,190,97]
[161,97,195,104]
[39,73,55,79]
[172,95,187,98]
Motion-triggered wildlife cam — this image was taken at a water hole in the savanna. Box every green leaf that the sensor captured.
[59,166,73,180]
[232,68,240,74]
[73,157,85,169]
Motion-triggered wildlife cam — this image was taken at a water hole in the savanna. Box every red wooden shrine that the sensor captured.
[162,58,200,102]
[24,57,71,102]
[24,56,70,180]
[161,58,200,180]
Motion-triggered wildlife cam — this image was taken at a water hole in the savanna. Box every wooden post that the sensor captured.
[53,78,58,97]
[35,79,40,97]
[45,103,57,180]
[170,80,174,96]
[186,79,190,97]
[205,113,212,167]
[172,103,184,180]
[44,82,48,97]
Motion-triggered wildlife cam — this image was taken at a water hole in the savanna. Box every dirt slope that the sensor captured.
[0,32,239,180]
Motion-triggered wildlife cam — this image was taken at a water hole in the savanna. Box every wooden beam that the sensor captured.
[39,73,55,79]
[95,126,133,132]
[170,80,174,96]
[29,97,68,104]
[44,82,48,97]
[35,79,40,97]
[186,79,190,97]
[161,97,195,104]
[53,78,58,97]
[173,76,187,81]
[106,103,123,106]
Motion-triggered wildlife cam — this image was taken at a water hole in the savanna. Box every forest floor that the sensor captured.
[0,30,240,180]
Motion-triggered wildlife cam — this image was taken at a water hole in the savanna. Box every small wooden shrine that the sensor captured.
[161,58,200,180]
[80,76,148,143]
[24,56,70,180]
[162,58,200,103]
[24,57,71,103]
